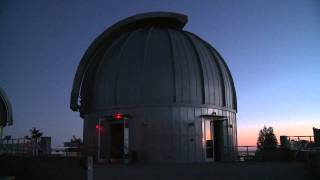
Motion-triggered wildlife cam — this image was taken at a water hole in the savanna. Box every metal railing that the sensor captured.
[287,136,314,142]
[0,138,83,157]
[0,138,32,155]
[235,146,257,161]
[51,147,82,157]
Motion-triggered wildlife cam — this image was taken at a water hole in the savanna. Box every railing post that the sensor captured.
[11,139,13,154]
[87,156,93,180]
[17,138,20,154]
[23,138,25,154]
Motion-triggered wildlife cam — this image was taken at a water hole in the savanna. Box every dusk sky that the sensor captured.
[1,0,319,147]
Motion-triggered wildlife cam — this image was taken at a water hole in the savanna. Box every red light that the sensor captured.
[113,113,123,120]
[96,125,100,129]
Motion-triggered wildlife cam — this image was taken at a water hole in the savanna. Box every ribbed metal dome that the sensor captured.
[0,87,13,127]
[71,12,237,115]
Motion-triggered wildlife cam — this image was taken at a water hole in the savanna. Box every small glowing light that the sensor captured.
[114,113,123,120]
[96,125,100,129]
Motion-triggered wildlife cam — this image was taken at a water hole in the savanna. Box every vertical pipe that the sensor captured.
[97,118,101,162]
[123,118,129,164]
[0,126,3,140]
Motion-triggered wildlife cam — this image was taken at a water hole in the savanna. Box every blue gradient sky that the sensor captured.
[1,0,319,146]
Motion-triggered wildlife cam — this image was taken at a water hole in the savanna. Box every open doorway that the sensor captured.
[110,121,124,160]
[203,118,224,161]
[214,120,223,161]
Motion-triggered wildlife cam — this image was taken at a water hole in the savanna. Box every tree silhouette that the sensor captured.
[70,135,82,147]
[30,127,43,143]
[257,126,278,151]
[29,127,43,156]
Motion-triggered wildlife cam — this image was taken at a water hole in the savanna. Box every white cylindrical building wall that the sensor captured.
[83,106,237,163]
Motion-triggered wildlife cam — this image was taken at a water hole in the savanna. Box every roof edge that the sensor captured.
[109,12,188,30]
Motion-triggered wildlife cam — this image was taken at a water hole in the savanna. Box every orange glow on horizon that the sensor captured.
[237,122,318,146]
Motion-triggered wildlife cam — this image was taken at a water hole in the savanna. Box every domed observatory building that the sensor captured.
[71,12,237,163]
[0,87,13,138]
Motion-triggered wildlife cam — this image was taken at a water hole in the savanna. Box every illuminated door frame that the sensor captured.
[97,115,130,164]
[201,115,228,162]
[202,119,214,161]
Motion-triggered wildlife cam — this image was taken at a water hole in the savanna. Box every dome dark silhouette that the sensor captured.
[0,87,13,127]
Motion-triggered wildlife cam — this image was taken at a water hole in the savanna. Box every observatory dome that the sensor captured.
[0,87,13,127]
[71,12,238,163]
[71,12,237,115]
